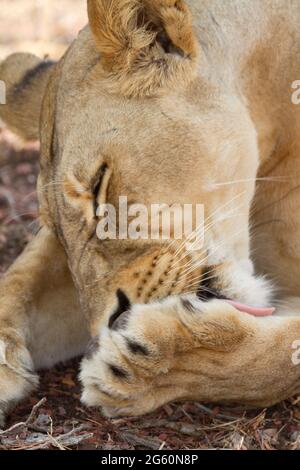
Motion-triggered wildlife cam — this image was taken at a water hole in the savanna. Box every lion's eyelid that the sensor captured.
[93,163,112,213]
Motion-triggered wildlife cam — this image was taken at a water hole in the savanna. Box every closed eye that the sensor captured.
[92,163,111,216]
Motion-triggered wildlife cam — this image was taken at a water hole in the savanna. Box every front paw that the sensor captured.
[80,328,161,417]
[80,296,253,417]
[0,337,38,427]
[80,300,187,416]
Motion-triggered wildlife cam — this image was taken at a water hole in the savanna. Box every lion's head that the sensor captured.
[34,0,272,339]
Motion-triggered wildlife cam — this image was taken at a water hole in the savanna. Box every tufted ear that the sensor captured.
[87,0,199,97]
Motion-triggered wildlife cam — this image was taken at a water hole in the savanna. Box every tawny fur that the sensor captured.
[87,0,199,97]
[0,53,55,140]
[1,0,300,424]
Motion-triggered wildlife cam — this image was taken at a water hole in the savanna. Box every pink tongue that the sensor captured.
[225,300,275,317]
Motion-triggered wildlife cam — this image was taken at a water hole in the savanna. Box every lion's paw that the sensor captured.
[0,337,38,428]
[80,293,249,417]
[79,294,196,416]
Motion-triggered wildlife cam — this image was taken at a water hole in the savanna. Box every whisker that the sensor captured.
[167,192,248,273]
[174,226,247,282]
[4,212,38,224]
[166,191,247,261]
[161,268,216,289]
[183,279,218,294]
[169,208,247,280]
[213,176,294,188]
[176,271,218,292]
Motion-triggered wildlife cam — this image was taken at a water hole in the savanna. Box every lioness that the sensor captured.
[1,0,300,425]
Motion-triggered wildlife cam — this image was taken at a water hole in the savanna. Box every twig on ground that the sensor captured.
[0,397,47,436]
[195,403,241,422]
[120,432,164,450]
[1,425,94,451]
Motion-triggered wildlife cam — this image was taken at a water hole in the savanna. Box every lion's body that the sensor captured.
[1,0,300,423]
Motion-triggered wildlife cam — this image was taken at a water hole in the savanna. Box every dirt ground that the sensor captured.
[0,0,300,451]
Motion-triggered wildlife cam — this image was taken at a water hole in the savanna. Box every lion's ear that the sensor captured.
[87,0,199,97]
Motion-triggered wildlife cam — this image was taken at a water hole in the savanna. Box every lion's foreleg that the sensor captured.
[0,226,89,426]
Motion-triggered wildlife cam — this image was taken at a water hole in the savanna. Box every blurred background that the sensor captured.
[0,0,87,274]
[0,0,87,59]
